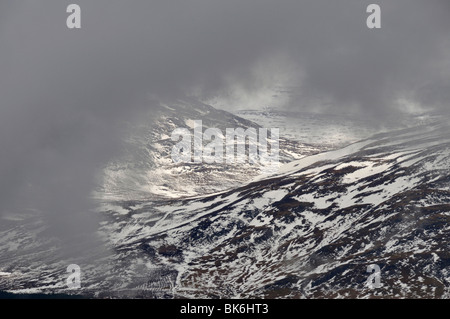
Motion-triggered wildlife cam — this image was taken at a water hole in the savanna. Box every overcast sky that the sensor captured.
[0,0,449,240]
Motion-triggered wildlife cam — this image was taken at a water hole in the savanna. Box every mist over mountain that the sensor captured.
[2,98,449,298]
[1,0,450,299]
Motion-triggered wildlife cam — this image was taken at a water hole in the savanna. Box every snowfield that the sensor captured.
[1,100,449,298]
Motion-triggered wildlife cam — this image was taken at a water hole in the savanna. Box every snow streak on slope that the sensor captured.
[235,109,436,151]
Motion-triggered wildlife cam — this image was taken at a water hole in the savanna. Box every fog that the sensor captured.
[0,0,448,246]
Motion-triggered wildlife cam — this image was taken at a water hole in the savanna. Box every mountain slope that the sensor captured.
[99,97,317,201]
[96,120,450,298]
[2,118,450,299]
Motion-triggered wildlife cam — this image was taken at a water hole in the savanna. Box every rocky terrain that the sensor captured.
[1,100,449,298]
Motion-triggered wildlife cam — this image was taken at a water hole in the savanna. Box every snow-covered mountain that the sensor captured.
[2,113,450,298]
[235,108,435,150]
[99,98,317,201]
[100,97,428,201]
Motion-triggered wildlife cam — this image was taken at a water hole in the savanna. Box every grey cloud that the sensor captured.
[0,0,449,245]
[282,0,450,120]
